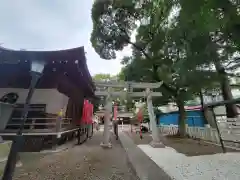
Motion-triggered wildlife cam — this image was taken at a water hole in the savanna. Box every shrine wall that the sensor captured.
[0,88,69,115]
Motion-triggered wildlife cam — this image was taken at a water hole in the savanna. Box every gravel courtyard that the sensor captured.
[125,130,240,180]
[139,145,240,180]
[126,131,239,156]
[13,132,139,180]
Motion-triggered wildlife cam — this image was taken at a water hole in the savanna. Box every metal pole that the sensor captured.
[2,72,40,180]
[212,107,226,153]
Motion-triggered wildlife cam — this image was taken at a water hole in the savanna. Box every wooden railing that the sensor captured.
[1,117,74,135]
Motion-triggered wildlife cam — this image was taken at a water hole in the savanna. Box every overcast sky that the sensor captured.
[0,0,131,75]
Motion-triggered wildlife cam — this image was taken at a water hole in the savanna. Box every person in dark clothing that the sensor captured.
[113,119,119,140]
[140,125,149,133]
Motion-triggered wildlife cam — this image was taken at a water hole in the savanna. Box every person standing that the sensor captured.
[94,116,100,131]
[113,104,119,140]
[113,118,119,140]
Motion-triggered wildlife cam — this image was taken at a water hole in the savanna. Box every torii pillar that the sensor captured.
[100,87,112,148]
[146,88,165,148]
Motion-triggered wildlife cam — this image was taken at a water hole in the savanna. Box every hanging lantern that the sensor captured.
[80,99,88,125]
[86,102,91,124]
[88,103,93,124]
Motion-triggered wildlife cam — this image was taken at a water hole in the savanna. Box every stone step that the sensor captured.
[0,141,11,161]
[0,141,12,174]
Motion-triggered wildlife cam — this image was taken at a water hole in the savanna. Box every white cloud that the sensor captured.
[0,0,130,75]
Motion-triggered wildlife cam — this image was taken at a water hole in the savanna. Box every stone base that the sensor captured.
[149,141,165,148]
[100,142,112,149]
[0,141,12,161]
[16,161,23,168]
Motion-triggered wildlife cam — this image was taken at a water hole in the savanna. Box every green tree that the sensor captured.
[90,0,237,136]
[91,0,197,136]
[93,73,113,81]
[173,0,240,117]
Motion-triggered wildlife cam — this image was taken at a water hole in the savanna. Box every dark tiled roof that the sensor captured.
[0,46,95,100]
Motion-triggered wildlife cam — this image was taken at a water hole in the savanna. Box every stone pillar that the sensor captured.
[146,88,165,148]
[100,88,112,148]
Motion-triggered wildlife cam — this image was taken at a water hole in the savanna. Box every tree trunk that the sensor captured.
[220,75,238,117]
[214,62,238,117]
[176,99,186,137]
[199,90,208,124]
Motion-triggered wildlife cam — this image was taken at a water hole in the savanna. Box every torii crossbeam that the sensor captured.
[95,81,165,148]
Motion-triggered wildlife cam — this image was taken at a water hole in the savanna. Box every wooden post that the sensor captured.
[212,107,226,153]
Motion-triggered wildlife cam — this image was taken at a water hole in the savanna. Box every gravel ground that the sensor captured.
[139,145,240,180]
[125,131,239,156]
[13,132,139,180]
[125,131,240,179]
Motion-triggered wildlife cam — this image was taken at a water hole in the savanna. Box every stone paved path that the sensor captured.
[13,132,139,180]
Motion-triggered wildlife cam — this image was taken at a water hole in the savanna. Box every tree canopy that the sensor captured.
[91,0,240,136]
[92,73,120,82]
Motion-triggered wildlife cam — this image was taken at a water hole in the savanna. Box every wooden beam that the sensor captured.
[129,92,162,97]
[95,81,128,88]
[94,81,163,89]
[130,82,163,89]
[95,91,162,97]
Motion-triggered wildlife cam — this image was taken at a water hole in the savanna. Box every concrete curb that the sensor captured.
[119,132,172,180]
[203,140,240,151]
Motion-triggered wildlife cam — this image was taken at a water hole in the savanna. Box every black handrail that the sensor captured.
[77,124,93,145]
